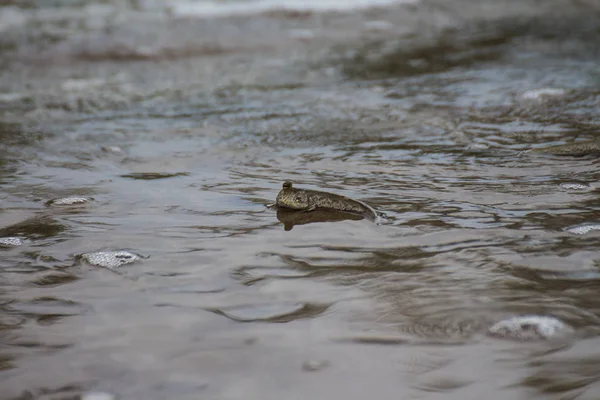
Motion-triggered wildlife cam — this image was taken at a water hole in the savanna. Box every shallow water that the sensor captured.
[2,0,600,399]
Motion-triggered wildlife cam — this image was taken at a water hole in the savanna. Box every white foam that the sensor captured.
[488,315,573,341]
[47,197,93,206]
[559,182,591,191]
[101,146,126,154]
[0,237,24,247]
[169,0,418,18]
[81,251,141,268]
[565,223,600,235]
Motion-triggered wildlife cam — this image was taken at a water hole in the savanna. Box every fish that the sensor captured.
[275,181,379,221]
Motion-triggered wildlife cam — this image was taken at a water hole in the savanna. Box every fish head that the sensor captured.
[276,181,310,210]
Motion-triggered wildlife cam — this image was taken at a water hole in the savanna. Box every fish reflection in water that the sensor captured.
[276,207,365,231]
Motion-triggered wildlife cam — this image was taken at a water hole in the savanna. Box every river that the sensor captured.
[2,0,600,399]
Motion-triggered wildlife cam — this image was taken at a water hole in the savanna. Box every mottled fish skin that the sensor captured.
[275,181,378,221]
[530,140,600,157]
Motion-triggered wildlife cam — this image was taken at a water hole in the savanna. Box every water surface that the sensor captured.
[2,0,600,399]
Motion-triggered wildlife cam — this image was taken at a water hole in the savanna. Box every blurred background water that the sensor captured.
[2,0,600,399]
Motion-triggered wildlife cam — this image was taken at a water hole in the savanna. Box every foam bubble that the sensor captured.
[81,251,142,268]
[488,315,573,341]
[559,182,591,191]
[0,237,24,247]
[46,197,93,206]
[565,223,600,235]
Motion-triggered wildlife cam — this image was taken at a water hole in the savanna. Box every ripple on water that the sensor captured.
[393,316,485,343]
[46,197,94,206]
[31,272,79,288]
[120,172,190,180]
[0,236,25,247]
[80,251,143,268]
[0,217,66,239]
[208,302,329,323]
[6,297,84,326]
[564,223,600,235]
[158,282,228,294]
[234,266,314,285]
[487,316,574,341]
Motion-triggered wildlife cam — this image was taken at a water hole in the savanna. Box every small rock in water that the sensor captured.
[81,251,141,268]
[565,223,600,235]
[559,182,591,191]
[487,315,573,341]
[80,391,117,400]
[0,237,24,247]
[46,197,93,206]
[521,88,566,101]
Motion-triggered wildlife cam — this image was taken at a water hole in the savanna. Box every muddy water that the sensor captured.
[2,0,600,399]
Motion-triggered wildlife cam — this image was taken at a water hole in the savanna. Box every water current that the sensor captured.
[2,0,600,399]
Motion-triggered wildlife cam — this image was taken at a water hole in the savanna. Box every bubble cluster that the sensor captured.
[559,182,591,191]
[81,251,141,268]
[487,315,573,341]
[565,224,600,235]
[46,197,93,206]
[0,237,24,247]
